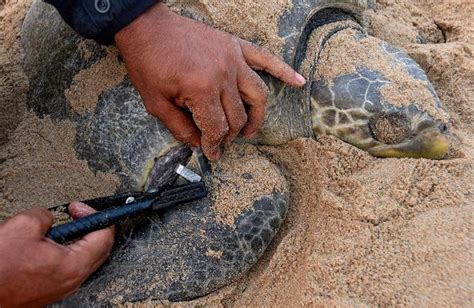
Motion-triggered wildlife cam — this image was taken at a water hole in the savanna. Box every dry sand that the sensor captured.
[208,144,287,228]
[0,0,29,146]
[1,0,473,306]
[66,46,127,114]
[167,0,293,54]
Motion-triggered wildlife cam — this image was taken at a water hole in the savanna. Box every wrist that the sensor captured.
[115,2,175,48]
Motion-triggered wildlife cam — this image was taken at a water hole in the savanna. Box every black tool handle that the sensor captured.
[47,182,207,244]
[47,201,151,244]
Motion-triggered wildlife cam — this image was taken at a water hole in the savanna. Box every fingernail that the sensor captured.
[206,147,221,161]
[210,151,220,161]
[244,130,257,139]
[295,73,306,86]
[68,202,96,219]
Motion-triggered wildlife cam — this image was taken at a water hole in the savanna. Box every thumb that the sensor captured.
[65,202,115,274]
[68,201,97,219]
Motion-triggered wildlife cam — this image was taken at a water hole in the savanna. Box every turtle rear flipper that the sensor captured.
[60,145,289,304]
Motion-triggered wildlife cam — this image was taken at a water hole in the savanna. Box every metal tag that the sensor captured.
[175,164,202,183]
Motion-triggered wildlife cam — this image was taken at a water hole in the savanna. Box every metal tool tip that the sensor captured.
[175,164,202,183]
[195,148,212,176]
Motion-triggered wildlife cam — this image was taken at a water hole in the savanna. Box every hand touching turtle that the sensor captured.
[115,2,306,160]
[0,204,115,307]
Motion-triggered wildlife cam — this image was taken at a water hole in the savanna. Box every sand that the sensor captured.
[208,144,287,227]
[0,114,120,221]
[0,0,29,146]
[1,0,473,306]
[65,46,127,114]
[167,0,292,54]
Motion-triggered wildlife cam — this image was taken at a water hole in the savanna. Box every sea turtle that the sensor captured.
[20,0,450,304]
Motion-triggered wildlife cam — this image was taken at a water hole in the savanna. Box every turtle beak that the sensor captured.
[367,128,449,160]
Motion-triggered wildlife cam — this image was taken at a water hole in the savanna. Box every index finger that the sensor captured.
[239,40,306,88]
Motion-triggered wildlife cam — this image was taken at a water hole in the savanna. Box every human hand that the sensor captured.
[115,3,306,160]
[0,203,115,307]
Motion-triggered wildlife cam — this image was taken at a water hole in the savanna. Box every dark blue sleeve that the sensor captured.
[44,0,158,44]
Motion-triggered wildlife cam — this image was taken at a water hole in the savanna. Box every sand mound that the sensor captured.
[0,0,29,145]
[1,0,473,306]
[220,137,472,306]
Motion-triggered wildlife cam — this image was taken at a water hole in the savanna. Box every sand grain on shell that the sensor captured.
[208,144,287,228]
[65,47,127,114]
[205,249,223,259]
[300,20,361,78]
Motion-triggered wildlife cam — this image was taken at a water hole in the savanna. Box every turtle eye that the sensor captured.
[439,123,449,133]
[415,120,449,134]
[368,112,410,144]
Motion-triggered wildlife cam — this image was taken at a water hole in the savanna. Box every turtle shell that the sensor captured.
[166,0,375,63]
[21,1,295,303]
[21,1,178,192]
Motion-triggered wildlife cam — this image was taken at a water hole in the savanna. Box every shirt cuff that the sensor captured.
[44,0,158,45]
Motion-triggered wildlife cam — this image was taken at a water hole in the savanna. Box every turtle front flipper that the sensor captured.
[60,145,288,304]
[305,10,451,159]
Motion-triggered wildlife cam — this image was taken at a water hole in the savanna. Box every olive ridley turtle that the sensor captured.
[19,0,451,304]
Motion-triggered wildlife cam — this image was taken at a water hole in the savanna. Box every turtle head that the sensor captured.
[311,75,451,160]
[310,67,451,160]
[317,104,451,160]
[364,110,449,159]
[308,24,452,160]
